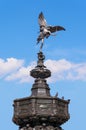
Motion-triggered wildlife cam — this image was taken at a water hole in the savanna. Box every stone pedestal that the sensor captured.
[12,52,70,130]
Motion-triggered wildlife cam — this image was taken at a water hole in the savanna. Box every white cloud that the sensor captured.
[45,59,86,82]
[45,59,72,73]
[0,57,86,83]
[0,58,24,78]
[5,62,36,83]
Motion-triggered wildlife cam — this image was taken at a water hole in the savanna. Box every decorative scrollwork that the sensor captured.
[20,124,63,130]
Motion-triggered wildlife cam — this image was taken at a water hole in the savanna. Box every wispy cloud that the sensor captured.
[46,48,86,62]
[0,57,86,83]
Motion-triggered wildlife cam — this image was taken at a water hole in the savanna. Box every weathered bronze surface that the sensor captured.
[13,52,70,130]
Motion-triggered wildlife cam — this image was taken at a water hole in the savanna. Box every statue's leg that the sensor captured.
[40,39,44,51]
[40,42,43,49]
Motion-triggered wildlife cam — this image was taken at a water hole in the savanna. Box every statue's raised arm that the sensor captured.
[37,12,65,51]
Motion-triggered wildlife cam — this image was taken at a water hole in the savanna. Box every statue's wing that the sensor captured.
[48,26,66,33]
[38,12,47,27]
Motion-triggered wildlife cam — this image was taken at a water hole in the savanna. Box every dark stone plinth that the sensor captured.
[12,51,70,130]
[13,96,70,129]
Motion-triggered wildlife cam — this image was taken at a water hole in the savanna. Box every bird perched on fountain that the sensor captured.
[37,12,66,51]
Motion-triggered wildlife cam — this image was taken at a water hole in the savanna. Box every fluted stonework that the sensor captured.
[13,51,70,130]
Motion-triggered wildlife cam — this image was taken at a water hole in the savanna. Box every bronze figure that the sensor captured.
[37,12,65,51]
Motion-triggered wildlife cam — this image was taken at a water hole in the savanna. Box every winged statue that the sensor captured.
[37,12,65,51]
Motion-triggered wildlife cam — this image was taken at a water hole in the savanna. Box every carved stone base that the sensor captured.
[13,51,70,130]
[19,124,62,130]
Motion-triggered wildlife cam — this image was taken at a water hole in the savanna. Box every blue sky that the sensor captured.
[0,0,86,130]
